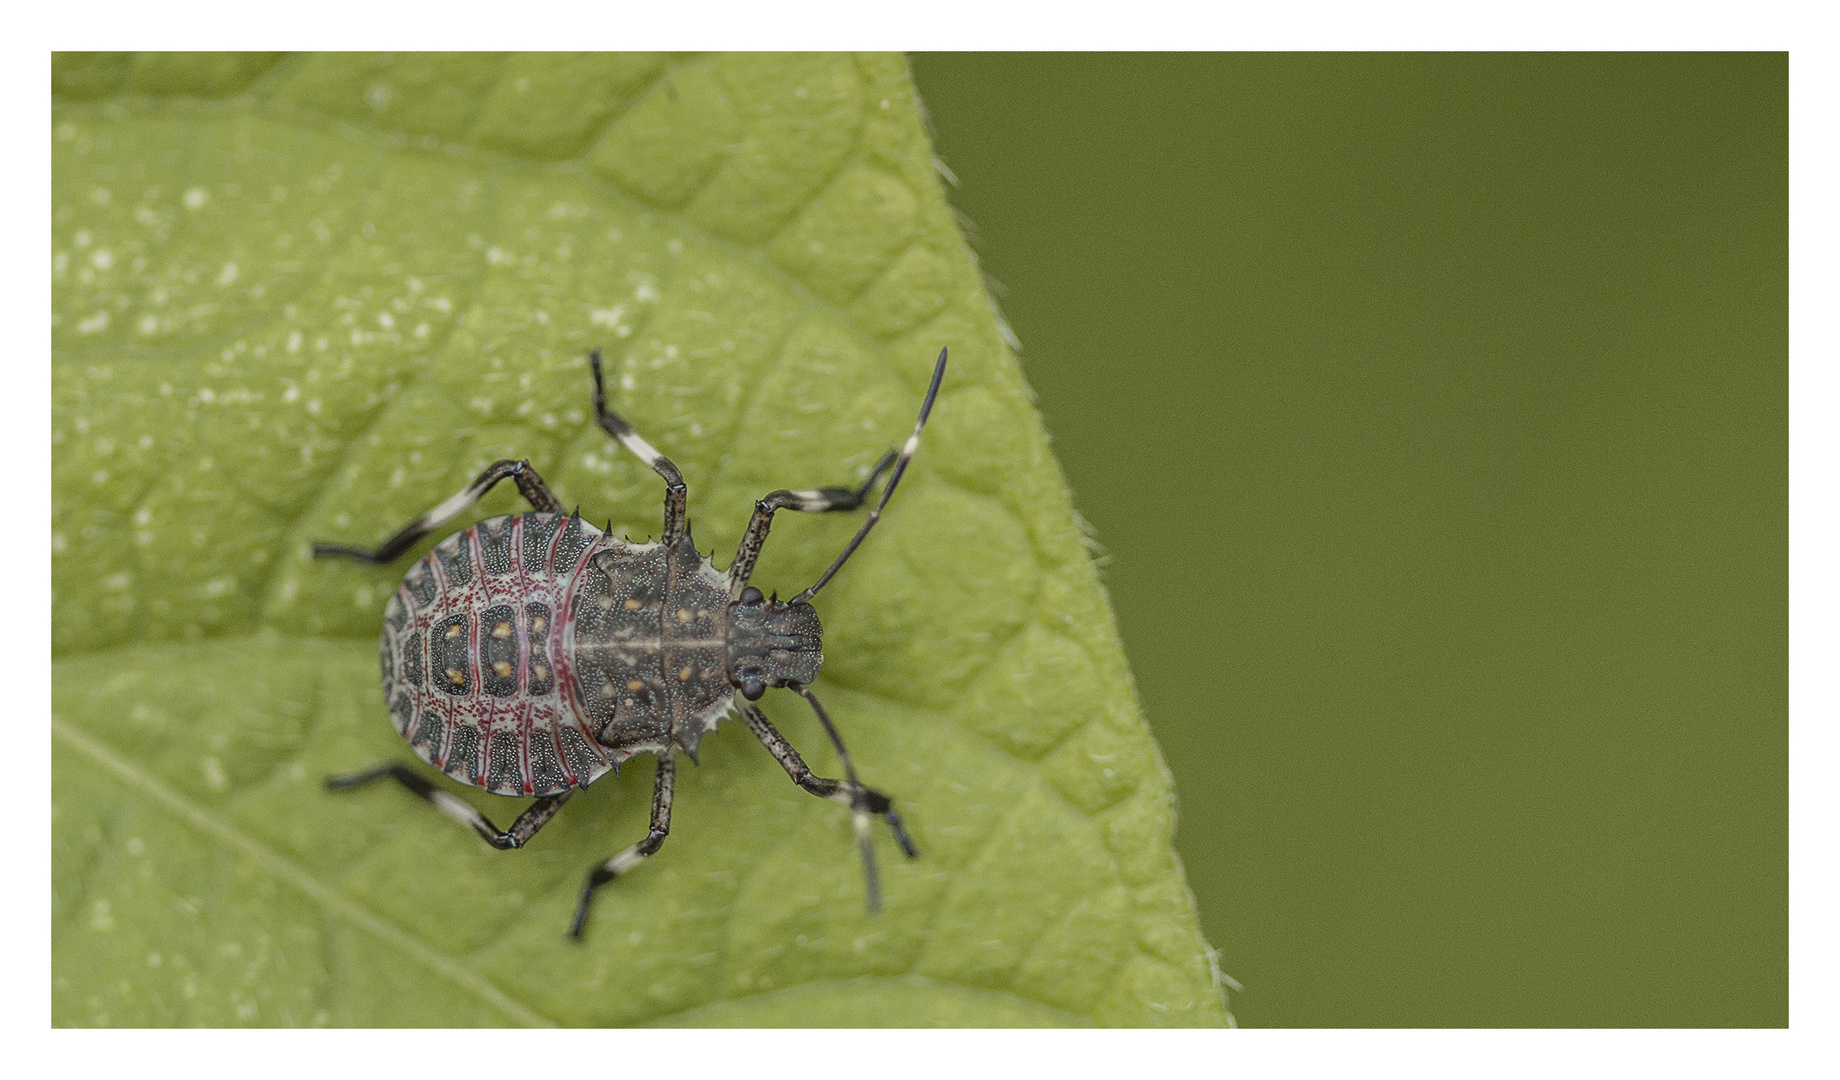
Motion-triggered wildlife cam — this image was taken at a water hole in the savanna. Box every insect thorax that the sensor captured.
[560,531,738,761]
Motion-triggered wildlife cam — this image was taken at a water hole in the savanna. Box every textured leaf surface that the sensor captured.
[51,52,1224,1027]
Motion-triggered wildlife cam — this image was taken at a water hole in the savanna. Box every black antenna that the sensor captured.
[793,684,884,911]
[793,347,948,605]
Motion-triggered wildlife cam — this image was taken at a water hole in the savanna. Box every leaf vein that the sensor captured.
[51,718,556,1028]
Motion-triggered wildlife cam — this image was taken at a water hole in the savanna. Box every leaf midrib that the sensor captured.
[54,708,1107,1027]
[52,717,557,1028]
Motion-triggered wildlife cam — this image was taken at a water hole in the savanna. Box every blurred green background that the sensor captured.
[910,53,1786,1027]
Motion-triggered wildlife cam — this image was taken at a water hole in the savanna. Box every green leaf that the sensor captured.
[51,52,1225,1028]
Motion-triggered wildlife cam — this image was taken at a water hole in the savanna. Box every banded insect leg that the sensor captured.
[312,459,562,564]
[569,750,676,939]
[325,763,572,850]
[588,348,689,545]
[738,699,918,913]
[725,450,898,596]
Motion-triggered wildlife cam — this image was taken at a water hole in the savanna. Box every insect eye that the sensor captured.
[741,676,766,701]
[740,586,764,606]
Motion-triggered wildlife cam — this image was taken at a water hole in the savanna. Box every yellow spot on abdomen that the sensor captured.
[445,668,465,685]
[491,621,512,639]
[492,661,514,678]
[627,679,646,692]
[531,617,547,633]
[678,665,693,682]
[624,598,643,610]
[676,608,692,623]
[444,623,464,639]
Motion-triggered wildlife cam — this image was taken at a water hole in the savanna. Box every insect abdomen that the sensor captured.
[380,512,614,796]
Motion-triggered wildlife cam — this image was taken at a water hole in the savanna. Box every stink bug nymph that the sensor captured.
[315,347,948,938]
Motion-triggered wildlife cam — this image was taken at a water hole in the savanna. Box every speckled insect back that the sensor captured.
[380,512,618,797]
[317,347,948,938]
